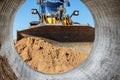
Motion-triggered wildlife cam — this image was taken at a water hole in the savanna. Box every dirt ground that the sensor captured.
[15,37,91,74]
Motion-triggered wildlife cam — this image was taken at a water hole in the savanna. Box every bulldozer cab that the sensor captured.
[32,0,75,25]
[41,1,64,16]
[40,0,65,24]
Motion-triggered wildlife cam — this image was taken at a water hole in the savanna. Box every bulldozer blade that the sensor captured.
[17,25,95,52]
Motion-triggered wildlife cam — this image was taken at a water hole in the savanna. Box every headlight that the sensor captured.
[73,10,79,16]
[32,9,38,14]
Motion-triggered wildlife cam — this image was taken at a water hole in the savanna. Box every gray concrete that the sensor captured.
[0,0,120,80]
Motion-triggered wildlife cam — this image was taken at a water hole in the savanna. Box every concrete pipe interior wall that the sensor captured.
[0,0,120,80]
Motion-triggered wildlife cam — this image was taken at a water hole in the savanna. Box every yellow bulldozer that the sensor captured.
[17,0,94,50]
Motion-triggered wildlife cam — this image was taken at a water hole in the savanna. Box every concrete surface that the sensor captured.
[0,0,120,80]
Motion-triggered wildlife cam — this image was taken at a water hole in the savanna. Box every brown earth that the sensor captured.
[15,37,89,74]
[0,56,18,80]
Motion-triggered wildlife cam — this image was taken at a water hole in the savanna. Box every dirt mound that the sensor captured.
[15,37,88,74]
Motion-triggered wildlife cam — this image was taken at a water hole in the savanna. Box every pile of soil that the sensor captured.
[15,37,88,74]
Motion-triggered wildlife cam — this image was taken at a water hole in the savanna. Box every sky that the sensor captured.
[13,0,94,39]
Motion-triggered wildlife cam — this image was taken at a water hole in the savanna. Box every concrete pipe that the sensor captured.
[0,0,120,80]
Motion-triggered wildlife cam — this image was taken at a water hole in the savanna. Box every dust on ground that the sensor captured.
[15,37,89,74]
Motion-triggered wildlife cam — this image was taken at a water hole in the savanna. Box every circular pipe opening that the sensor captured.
[0,0,120,80]
[13,0,94,74]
